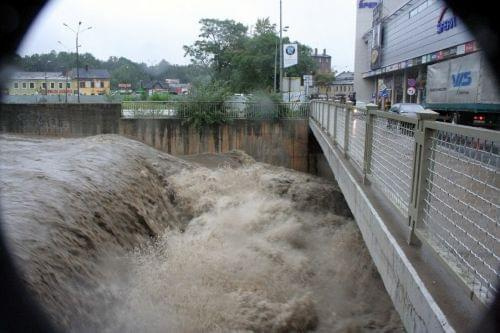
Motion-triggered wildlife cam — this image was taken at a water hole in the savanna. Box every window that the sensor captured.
[100,81,104,88]
[85,81,91,88]
[90,81,95,88]
[66,82,71,88]
[22,82,27,88]
[59,82,63,89]
[50,82,55,89]
[42,82,46,89]
[29,82,35,89]
[79,81,85,88]
[13,82,18,88]
[409,0,432,18]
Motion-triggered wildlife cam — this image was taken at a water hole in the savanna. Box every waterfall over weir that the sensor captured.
[0,135,402,332]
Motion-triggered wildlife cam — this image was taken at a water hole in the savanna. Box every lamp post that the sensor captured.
[57,41,71,103]
[274,26,288,93]
[63,21,92,103]
[44,60,51,96]
[279,0,283,93]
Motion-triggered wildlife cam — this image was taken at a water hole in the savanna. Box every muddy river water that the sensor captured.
[0,135,403,332]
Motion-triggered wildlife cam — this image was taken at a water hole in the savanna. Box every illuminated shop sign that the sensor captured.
[437,7,457,34]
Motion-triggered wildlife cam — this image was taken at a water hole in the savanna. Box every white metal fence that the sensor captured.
[121,101,309,119]
[310,100,500,304]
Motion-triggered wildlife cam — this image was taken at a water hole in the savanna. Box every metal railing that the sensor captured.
[310,100,500,304]
[121,101,309,119]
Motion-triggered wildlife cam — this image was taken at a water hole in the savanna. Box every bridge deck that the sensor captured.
[309,101,499,333]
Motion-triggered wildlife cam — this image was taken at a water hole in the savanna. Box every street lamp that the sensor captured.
[62,21,92,103]
[274,26,288,93]
[57,41,73,103]
[44,60,51,96]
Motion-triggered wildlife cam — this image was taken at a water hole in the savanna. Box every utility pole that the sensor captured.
[274,38,277,93]
[279,0,283,93]
[63,21,92,103]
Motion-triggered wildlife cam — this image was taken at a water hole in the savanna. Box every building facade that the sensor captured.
[6,72,71,96]
[331,71,354,99]
[353,0,479,108]
[69,68,111,95]
[312,48,332,74]
[6,68,111,96]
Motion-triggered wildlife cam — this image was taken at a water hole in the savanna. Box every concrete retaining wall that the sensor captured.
[0,104,323,173]
[119,118,311,172]
[0,103,121,136]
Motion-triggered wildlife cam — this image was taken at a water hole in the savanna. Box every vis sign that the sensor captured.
[452,71,472,87]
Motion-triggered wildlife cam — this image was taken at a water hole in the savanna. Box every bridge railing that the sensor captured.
[310,100,500,304]
[121,101,309,119]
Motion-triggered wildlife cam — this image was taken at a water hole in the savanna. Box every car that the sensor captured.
[388,103,427,117]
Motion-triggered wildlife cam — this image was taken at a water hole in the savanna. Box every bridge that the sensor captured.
[0,100,498,332]
[309,100,499,332]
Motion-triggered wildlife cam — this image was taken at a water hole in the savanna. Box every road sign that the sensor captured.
[407,87,416,96]
[407,78,417,87]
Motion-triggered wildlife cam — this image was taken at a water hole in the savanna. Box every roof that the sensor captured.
[10,71,66,80]
[69,68,111,79]
[142,80,168,90]
[335,71,354,81]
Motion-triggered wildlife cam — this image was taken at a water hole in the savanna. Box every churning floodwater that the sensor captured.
[0,135,403,332]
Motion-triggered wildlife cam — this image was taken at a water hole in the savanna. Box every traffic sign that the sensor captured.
[407,87,416,96]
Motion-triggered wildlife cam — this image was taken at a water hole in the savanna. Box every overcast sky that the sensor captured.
[18,0,356,71]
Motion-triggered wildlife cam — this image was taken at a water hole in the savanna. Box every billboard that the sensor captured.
[426,52,500,105]
[283,44,298,68]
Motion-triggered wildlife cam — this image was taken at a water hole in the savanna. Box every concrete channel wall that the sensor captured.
[0,103,323,173]
[0,103,121,136]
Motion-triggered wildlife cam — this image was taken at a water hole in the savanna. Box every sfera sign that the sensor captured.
[437,7,457,34]
[358,0,379,9]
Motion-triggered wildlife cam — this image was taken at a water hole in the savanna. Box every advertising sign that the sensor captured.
[283,44,298,68]
[427,52,481,104]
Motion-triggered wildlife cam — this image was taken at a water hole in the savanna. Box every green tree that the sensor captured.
[183,18,248,82]
[314,72,336,99]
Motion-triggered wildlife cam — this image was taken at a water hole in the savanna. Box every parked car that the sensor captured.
[388,103,426,117]
[387,103,437,136]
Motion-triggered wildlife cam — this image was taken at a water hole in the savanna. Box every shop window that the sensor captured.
[90,81,95,88]
[100,81,104,88]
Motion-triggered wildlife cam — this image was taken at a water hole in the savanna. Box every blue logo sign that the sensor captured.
[437,7,457,33]
[452,71,472,87]
[285,45,296,55]
[359,0,378,9]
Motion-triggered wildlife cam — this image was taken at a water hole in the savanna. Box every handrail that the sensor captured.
[309,100,500,305]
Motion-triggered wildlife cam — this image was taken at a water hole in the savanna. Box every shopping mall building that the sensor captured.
[353,0,498,120]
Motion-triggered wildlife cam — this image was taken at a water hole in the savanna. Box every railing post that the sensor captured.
[326,102,331,136]
[322,102,326,129]
[407,112,438,244]
[344,102,352,158]
[362,104,378,184]
[333,103,338,145]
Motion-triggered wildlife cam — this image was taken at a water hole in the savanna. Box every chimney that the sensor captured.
[323,49,326,56]
[315,48,318,56]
